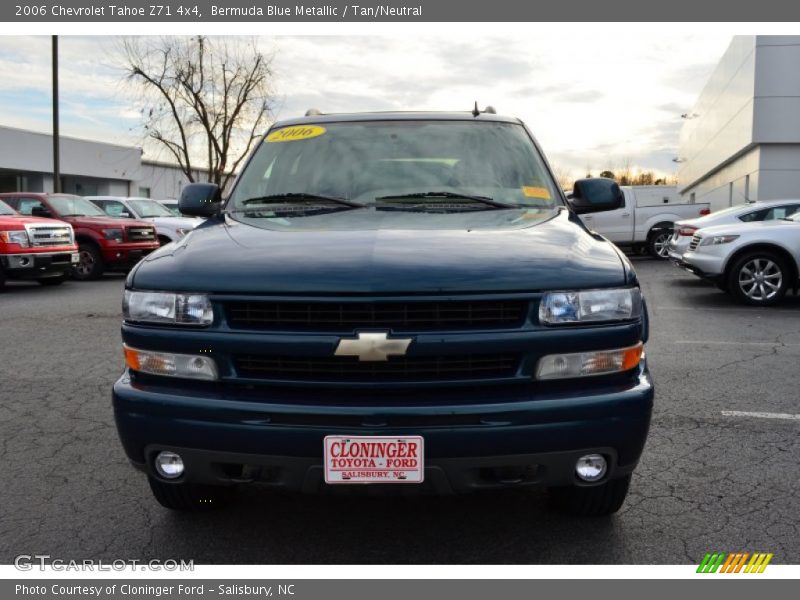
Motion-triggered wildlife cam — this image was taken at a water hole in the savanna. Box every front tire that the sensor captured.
[548,474,631,516]
[148,476,235,511]
[647,229,673,259]
[73,244,105,281]
[727,252,788,306]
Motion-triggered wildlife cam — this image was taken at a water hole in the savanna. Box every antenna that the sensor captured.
[472,101,480,118]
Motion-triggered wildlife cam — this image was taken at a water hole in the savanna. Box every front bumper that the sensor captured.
[113,361,654,494]
[681,250,726,282]
[102,244,158,269]
[0,251,79,279]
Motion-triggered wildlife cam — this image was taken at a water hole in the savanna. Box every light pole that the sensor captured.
[52,35,60,193]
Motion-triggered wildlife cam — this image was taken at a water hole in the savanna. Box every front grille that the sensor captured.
[226,300,528,332]
[688,234,701,252]
[126,227,156,242]
[26,225,72,247]
[234,353,520,383]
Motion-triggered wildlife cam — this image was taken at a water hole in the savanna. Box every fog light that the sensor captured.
[154,451,184,479]
[575,454,607,482]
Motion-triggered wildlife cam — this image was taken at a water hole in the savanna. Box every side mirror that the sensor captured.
[179,183,222,218]
[119,212,131,218]
[31,206,52,218]
[569,178,624,214]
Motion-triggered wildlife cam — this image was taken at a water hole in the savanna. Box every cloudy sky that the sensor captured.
[0,34,732,179]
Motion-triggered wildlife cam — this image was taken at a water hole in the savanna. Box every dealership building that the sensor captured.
[0,125,208,199]
[677,36,800,210]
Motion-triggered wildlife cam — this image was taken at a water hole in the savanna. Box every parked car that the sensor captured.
[0,198,78,288]
[157,199,182,217]
[668,199,800,265]
[87,196,202,245]
[0,193,159,281]
[113,110,654,516]
[571,183,710,258]
[681,212,800,305]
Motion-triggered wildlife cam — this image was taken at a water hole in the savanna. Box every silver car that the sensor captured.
[668,199,800,265]
[681,212,800,305]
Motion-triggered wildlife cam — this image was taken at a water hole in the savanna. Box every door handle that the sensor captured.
[621,213,631,217]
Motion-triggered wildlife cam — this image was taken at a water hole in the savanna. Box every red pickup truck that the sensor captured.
[0,198,79,287]
[0,193,159,280]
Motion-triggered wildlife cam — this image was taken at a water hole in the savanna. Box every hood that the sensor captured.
[131,208,627,294]
[64,215,154,229]
[0,215,71,228]
[697,219,799,237]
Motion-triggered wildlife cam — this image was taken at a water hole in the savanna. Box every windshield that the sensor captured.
[49,195,106,217]
[228,120,562,211]
[0,199,16,215]
[128,199,173,218]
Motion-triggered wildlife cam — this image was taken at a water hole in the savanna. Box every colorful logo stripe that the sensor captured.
[697,552,773,573]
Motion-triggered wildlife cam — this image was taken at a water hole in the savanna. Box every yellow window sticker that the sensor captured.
[522,186,552,200]
[266,125,326,143]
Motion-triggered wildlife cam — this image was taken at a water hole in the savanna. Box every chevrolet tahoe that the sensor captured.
[113,111,654,516]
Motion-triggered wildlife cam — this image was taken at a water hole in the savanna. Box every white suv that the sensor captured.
[87,197,202,245]
[681,212,800,305]
[668,199,800,264]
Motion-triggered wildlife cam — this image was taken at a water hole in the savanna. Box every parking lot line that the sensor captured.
[676,340,800,347]
[722,411,800,421]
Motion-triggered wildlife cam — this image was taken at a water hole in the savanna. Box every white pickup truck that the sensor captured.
[570,183,711,258]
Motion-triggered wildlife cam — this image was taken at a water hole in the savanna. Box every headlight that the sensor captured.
[539,287,642,325]
[699,235,739,246]
[0,230,30,247]
[536,343,644,380]
[103,228,124,242]
[123,290,213,326]
[124,345,218,380]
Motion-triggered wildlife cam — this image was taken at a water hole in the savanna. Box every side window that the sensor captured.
[739,208,768,222]
[763,206,792,221]
[17,197,45,215]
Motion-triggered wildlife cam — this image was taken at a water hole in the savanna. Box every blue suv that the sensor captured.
[113,111,653,516]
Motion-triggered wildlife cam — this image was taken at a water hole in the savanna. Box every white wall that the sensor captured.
[0,127,233,199]
[137,162,208,200]
[677,36,757,193]
[678,36,800,208]
[0,125,141,182]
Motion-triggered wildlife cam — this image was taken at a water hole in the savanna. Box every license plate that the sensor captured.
[324,435,424,484]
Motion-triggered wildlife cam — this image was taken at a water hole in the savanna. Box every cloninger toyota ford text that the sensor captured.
[113,110,654,516]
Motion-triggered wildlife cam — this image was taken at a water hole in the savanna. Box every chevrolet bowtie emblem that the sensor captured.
[334,332,413,362]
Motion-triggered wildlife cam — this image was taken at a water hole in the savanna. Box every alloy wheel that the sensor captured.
[738,258,782,301]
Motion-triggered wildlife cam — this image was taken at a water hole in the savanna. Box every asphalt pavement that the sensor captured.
[1,259,798,564]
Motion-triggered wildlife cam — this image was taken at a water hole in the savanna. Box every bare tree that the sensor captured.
[551,165,576,191]
[120,36,275,190]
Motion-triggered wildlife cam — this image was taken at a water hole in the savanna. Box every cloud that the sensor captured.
[0,33,733,178]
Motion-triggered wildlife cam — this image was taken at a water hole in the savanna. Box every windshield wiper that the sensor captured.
[240,193,363,208]
[374,192,518,209]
